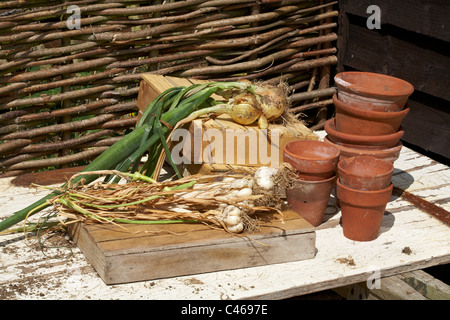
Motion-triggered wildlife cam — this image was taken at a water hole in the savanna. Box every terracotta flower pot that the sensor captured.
[334,71,414,112]
[283,140,340,181]
[333,94,410,136]
[286,175,336,227]
[336,179,393,241]
[338,156,394,191]
[325,118,404,148]
[323,136,402,164]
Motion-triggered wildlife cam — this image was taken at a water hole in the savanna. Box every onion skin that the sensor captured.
[211,81,288,129]
[254,84,287,121]
[258,114,269,129]
[227,92,262,125]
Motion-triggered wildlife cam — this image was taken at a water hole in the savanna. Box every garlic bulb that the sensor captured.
[224,214,241,226]
[227,223,244,233]
[224,180,253,202]
[222,205,241,217]
[254,166,278,190]
[222,177,236,183]
[220,205,244,233]
[230,178,253,190]
[236,187,252,197]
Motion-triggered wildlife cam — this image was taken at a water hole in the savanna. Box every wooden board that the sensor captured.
[1,144,450,299]
[334,270,450,300]
[182,114,317,169]
[67,210,316,285]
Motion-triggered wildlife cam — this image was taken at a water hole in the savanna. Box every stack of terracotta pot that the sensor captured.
[284,72,414,241]
[336,156,394,241]
[283,140,340,227]
[329,71,413,241]
[324,71,414,164]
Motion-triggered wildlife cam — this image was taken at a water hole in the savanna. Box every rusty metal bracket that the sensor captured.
[393,187,450,226]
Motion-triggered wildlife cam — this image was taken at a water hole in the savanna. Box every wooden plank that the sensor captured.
[1,144,449,299]
[339,0,450,42]
[401,96,450,160]
[164,75,195,88]
[67,210,317,285]
[136,75,168,112]
[334,275,428,300]
[340,20,450,101]
[179,115,317,171]
[335,268,450,300]
[336,0,349,74]
[398,269,450,300]
[367,275,428,300]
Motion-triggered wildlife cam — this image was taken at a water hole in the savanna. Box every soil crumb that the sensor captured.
[336,256,356,267]
[402,246,412,255]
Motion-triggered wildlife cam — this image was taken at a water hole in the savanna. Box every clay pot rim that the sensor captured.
[337,156,394,179]
[290,174,337,184]
[325,118,404,145]
[284,139,340,161]
[337,178,394,195]
[329,139,390,150]
[324,135,403,156]
[334,71,414,99]
[333,94,410,118]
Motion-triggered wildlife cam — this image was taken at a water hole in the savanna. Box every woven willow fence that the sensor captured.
[0,0,338,177]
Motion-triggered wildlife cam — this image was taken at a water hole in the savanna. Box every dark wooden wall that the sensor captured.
[337,0,450,161]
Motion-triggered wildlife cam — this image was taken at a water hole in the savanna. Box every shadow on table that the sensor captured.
[321,194,341,225]
[320,168,416,235]
[391,168,415,200]
[380,168,415,235]
[379,210,396,235]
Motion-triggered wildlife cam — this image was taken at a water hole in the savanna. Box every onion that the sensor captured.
[253,83,287,121]
[215,79,252,99]
[226,83,288,128]
[257,114,269,129]
[226,92,262,126]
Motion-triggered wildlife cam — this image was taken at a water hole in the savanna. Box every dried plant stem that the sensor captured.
[47,170,281,233]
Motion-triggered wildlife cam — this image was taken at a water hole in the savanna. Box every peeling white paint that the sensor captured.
[1,134,449,300]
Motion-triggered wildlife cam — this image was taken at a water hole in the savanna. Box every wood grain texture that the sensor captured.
[339,0,450,42]
[1,143,449,299]
[67,210,316,285]
[337,1,450,161]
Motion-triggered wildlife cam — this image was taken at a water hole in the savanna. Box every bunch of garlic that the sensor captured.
[219,204,244,233]
[216,167,279,233]
[175,167,281,233]
[214,177,252,233]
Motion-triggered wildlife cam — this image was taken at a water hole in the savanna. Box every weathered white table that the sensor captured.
[1,133,449,300]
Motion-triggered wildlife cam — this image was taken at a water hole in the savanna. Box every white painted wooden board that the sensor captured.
[1,132,449,300]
